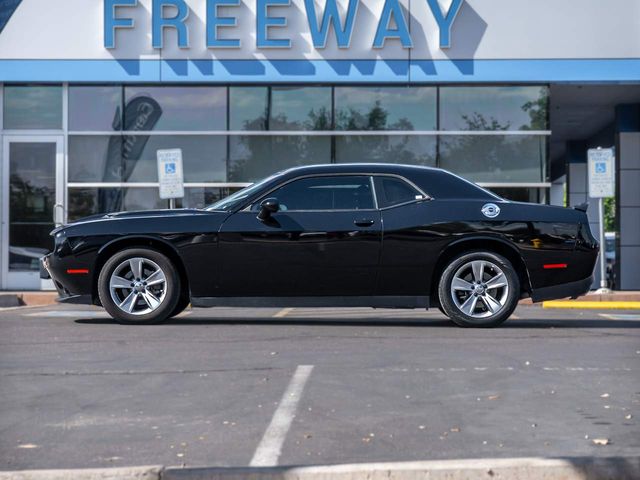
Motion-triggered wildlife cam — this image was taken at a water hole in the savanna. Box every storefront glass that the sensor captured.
[440,86,548,131]
[68,86,121,131]
[3,85,62,129]
[335,87,437,131]
[5,84,550,219]
[124,86,226,131]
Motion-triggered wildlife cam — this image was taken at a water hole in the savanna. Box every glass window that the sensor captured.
[69,86,122,131]
[176,187,240,209]
[124,135,227,183]
[3,85,62,129]
[439,135,547,183]
[68,188,168,220]
[336,135,436,166]
[9,142,56,271]
[229,136,331,183]
[230,87,267,130]
[124,86,226,131]
[439,86,549,131]
[262,176,374,211]
[374,176,421,208]
[69,135,226,183]
[270,87,331,130]
[69,135,122,182]
[335,87,436,130]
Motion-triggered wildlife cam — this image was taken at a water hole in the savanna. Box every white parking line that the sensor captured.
[272,308,294,318]
[24,310,107,318]
[250,365,314,467]
[599,313,640,321]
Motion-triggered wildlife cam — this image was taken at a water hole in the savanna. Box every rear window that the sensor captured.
[374,176,421,208]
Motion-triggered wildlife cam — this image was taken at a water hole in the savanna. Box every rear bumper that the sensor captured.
[531,275,593,303]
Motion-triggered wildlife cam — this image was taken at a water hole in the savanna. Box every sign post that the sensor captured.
[157,149,184,209]
[587,147,615,293]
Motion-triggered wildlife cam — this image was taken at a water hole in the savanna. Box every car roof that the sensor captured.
[279,163,441,177]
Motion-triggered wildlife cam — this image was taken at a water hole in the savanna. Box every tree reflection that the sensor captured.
[440,87,548,182]
[229,107,331,182]
[230,87,547,183]
[336,100,434,166]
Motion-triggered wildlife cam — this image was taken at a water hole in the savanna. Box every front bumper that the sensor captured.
[40,255,51,279]
[40,254,94,305]
[530,275,593,303]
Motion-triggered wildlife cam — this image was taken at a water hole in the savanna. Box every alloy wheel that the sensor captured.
[450,260,509,318]
[109,257,167,316]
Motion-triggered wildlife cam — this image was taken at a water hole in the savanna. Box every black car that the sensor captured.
[42,164,598,327]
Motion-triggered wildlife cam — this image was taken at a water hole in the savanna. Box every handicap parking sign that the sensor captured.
[157,149,184,199]
[587,148,614,198]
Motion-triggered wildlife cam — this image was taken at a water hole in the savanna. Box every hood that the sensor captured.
[102,209,205,219]
[51,209,215,235]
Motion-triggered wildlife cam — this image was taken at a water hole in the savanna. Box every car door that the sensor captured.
[373,175,438,296]
[217,175,381,297]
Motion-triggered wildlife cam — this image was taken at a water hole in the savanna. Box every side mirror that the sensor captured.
[257,197,280,220]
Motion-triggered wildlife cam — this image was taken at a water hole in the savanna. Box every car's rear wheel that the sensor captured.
[438,251,519,327]
[98,248,180,325]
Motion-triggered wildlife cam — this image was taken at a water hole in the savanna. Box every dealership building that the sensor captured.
[0,0,639,291]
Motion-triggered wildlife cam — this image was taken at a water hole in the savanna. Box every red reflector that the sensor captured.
[67,269,89,274]
[543,263,568,269]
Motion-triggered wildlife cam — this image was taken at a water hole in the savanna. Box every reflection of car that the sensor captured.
[9,246,49,271]
[42,164,599,327]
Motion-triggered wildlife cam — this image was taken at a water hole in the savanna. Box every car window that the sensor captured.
[374,176,421,208]
[257,176,375,211]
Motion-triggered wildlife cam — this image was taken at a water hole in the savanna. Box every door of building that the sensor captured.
[1,136,64,290]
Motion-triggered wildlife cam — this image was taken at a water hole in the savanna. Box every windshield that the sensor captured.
[206,173,281,211]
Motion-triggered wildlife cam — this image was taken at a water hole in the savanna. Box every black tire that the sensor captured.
[98,248,180,325]
[169,293,190,319]
[438,251,519,328]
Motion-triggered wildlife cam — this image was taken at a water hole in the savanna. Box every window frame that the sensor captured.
[372,174,428,210]
[247,172,431,213]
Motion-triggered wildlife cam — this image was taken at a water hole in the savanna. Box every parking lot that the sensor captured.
[0,304,638,471]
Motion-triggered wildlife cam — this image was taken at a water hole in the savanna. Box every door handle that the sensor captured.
[354,219,375,227]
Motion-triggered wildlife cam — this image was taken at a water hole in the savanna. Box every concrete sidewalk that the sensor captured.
[1,457,639,480]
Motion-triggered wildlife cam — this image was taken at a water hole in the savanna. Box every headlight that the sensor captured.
[54,231,72,256]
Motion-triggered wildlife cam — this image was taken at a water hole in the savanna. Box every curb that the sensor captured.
[0,292,58,308]
[0,465,162,480]
[1,457,639,480]
[543,300,640,309]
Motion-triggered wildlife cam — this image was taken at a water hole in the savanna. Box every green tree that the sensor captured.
[520,87,549,130]
[604,197,616,232]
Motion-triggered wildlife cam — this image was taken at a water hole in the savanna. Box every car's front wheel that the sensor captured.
[98,248,180,325]
[438,251,519,328]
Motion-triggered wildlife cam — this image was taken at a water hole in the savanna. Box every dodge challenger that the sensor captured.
[41,164,598,327]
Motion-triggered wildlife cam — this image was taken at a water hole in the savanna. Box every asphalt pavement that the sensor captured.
[0,304,638,471]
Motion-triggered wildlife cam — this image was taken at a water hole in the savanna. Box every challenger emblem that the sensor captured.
[481,203,501,218]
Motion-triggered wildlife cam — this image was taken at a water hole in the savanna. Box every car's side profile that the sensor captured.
[42,164,598,327]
